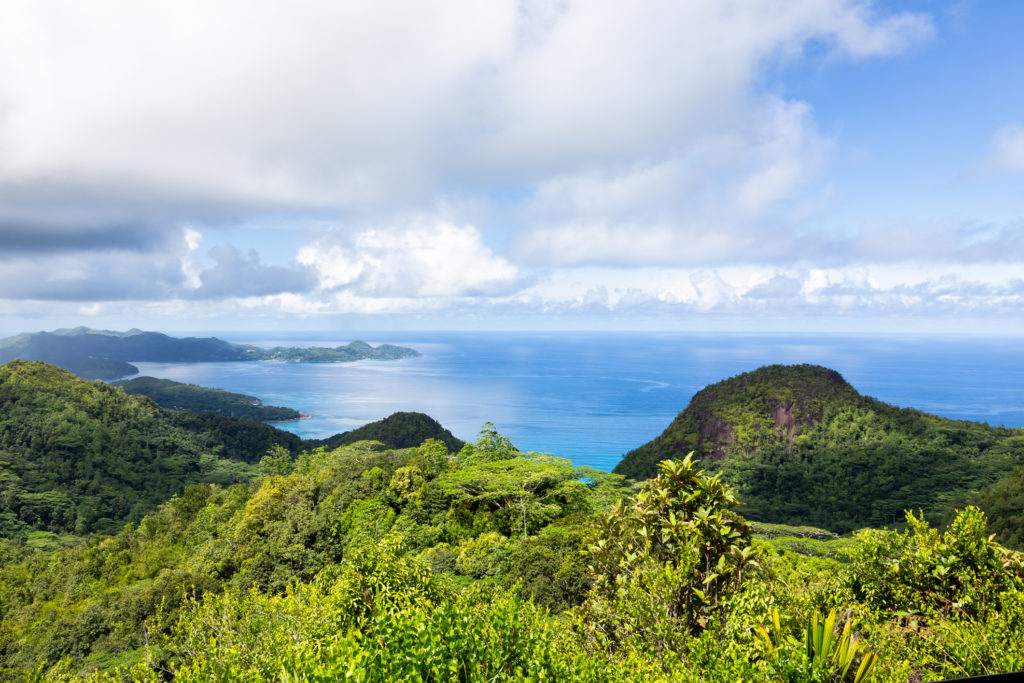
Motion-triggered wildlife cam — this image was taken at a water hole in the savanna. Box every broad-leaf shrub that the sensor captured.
[121,541,625,682]
[846,506,1024,618]
[580,455,758,655]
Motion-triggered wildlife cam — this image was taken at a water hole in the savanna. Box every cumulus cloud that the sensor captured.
[746,273,806,299]
[0,0,967,325]
[0,2,931,229]
[504,263,1024,320]
[188,244,319,299]
[298,221,524,298]
[0,218,171,254]
[0,251,186,301]
[511,96,829,266]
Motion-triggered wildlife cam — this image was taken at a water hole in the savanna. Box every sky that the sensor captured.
[1,0,1023,336]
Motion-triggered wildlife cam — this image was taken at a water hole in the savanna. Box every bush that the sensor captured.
[845,507,1024,619]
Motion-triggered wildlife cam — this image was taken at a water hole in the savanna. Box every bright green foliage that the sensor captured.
[752,608,878,683]
[90,543,626,682]
[456,421,520,463]
[802,610,878,683]
[581,455,758,655]
[925,589,1024,678]
[846,506,1024,618]
[439,444,593,538]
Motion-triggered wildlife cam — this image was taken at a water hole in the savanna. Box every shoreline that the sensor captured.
[268,412,311,424]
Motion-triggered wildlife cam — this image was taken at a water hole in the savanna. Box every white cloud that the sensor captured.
[298,220,523,298]
[0,1,931,232]
[986,123,1024,173]
[0,1,513,210]
[189,244,318,299]
[512,96,829,265]
[504,263,1024,318]
[0,249,187,301]
[479,1,931,177]
[0,0,973,327]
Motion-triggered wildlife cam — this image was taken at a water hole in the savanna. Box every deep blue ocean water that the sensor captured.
[130,332,1024,473]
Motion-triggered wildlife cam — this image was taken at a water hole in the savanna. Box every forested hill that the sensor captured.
[309,411,465,453]
[115,376,302,422]
[0,361,469,543]
[614,364,1024,535]
[0,327,420,379]
[0,360,306,539]
[2,421,1023,680]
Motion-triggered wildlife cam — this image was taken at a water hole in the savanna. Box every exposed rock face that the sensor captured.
[698,416,734,460]
[613,364,860,478]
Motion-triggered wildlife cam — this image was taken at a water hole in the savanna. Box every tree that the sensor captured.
[580,454,758,655]
[439,453,589,538]
[455,422,520,464]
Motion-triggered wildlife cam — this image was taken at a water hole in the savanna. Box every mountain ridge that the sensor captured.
[0,327,420,379]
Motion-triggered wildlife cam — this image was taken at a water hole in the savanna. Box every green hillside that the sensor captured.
[310,411,465,453]
[2,360,1024,681]
[0,361,303,539]
[0,430,618,678]
[614,364,1024,533]
[115,376,302,422]
[0,431,1021,681]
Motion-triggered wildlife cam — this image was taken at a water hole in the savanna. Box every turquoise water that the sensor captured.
[130,332,1024,472]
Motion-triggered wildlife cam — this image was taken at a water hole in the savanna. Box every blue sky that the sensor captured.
[0,0,1022,335]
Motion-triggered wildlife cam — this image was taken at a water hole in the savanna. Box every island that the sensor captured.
[0,327,421,379]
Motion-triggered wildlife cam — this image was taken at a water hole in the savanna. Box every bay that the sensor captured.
[129,332,1024,472]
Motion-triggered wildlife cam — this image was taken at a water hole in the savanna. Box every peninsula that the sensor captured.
[0,327,420,379]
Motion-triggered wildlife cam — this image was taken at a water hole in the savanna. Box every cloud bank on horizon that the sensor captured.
[0,0,1022,332]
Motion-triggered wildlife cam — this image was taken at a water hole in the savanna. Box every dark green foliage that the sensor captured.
[0,327,419,380]
[614,364,1024,536]
[116,376,301,422]
[0,361,300,539]
[502,527,593,612]
[311,411,464,452]
[974,466,1024,549]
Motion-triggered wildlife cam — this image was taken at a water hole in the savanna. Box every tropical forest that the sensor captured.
[0,358,1021,681]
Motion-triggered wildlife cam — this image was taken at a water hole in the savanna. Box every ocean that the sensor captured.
[129,332,1024,472]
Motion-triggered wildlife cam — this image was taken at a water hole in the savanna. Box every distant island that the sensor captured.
[0,327,421,379]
